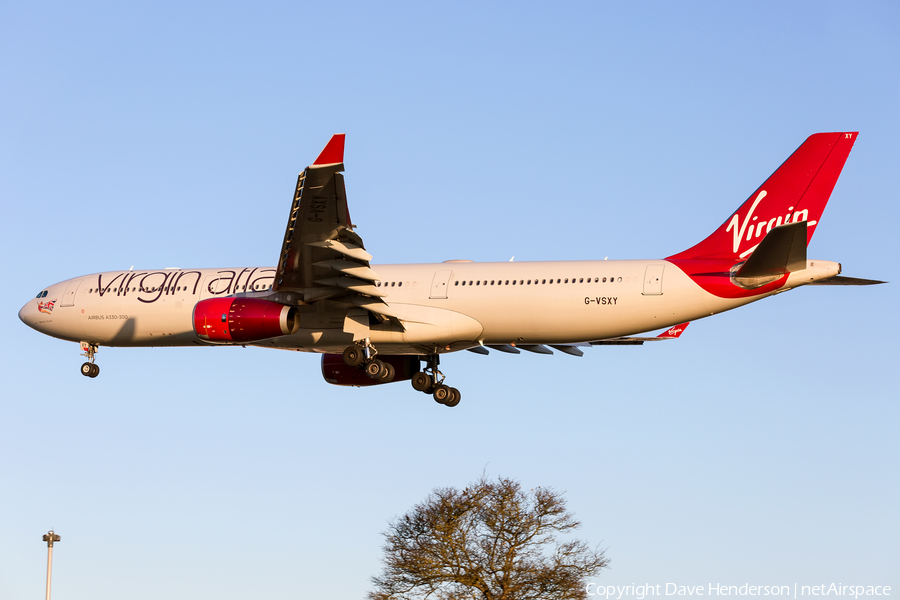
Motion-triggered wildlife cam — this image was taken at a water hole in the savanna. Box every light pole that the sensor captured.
[42,530,60,600]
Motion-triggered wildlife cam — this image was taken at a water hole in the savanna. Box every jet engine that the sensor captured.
[193,297,299,343]
[321,354,421,387]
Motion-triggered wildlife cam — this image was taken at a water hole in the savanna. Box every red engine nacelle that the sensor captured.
[321,354,421,387]
[193,297,299,343]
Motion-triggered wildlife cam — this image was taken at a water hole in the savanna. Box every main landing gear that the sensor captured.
[341,343,461,407]
[342,341,395,383]
[411,354,461,408]
[80,342,100,378]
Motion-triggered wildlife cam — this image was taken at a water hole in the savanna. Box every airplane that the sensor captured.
[18,132,883,407]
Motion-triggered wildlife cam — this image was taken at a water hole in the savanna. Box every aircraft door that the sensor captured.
[60,278,83,307]
[430,270,452,299]
[642,264,664,296]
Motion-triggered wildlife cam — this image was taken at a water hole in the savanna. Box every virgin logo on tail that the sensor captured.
[725,190,816,258]
[658,323,689,338]
[667,132,856,265]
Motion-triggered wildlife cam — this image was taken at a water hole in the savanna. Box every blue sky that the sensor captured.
[2,1,897,598]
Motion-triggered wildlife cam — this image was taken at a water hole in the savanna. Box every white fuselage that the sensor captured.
[18,259,841,355]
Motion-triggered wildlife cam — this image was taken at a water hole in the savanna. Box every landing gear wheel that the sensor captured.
[365,359,386,379]
[89,364,100,378]
[445,387,461,407]
[433,384,451,404]
[80,362,94,377]
[343,346,364,367]
[379,362,395,382]
[411,372,431,392]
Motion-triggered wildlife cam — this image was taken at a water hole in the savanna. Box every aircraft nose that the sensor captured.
[19,300,35,327]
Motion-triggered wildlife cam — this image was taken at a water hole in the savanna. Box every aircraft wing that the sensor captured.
[273,134,397,324]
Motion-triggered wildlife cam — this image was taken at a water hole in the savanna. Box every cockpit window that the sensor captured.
[36,290,48,298]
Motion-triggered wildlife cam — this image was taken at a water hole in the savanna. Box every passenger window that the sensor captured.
[398,282,403,287]
[476,281,480,285]
[617,277,622,282]
[541,279,546,284]
[527,280,531,285]
[505,280,509,285]
[579,278,584,283]
[491,280,494,285]
[512,280,516,285]
[455,281,459,286]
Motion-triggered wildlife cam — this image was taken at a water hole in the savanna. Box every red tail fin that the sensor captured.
[667,132,857,261]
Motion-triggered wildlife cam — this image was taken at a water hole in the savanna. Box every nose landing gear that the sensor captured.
[80,342,99,378]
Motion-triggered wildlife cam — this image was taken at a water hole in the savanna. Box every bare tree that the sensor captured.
[368,475,608,600]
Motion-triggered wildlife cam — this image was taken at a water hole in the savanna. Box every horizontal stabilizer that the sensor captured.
[808,275,887,286]
[657,323,689,338]
[735,221,807,279]
[591,322,689,345]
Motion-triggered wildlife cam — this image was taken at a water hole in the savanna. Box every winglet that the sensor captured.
[658,323,689,338]
[313,134,345,166]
